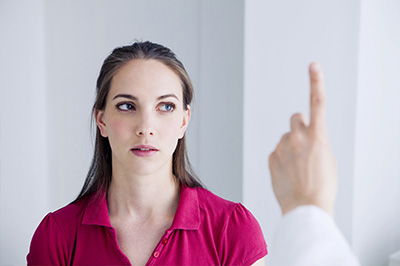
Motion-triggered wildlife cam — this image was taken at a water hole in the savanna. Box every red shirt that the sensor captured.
[27,184,267,265]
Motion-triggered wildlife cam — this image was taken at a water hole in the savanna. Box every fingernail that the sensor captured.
[310,62,320,73]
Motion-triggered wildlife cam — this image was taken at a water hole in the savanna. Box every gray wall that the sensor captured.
[1,1,399,265]
[0,1,244,264]
[0,1,48,263]
[243,0,360,247]
[243,1,400,265]
[353,0,400,265]
[44,0,244,210]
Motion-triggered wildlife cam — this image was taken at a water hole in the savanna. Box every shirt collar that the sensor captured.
[82,191,113,228]
[169,183,200,230]
[82,183,200,230]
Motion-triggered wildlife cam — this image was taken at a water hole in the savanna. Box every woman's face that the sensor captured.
[95,59,190,177]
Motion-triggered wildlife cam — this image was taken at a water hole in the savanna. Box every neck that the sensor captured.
[107,166,180,221]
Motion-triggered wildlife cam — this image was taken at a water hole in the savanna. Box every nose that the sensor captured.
[135,112,154,136]
[137,129,154,136]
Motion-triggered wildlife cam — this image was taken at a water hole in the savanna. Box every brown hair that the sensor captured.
[75,41,203,201]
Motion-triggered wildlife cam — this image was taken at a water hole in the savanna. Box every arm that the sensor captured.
[27,213,69,265]
[269,205,358,266]
[268,63,359,265]
[219,204,267,266]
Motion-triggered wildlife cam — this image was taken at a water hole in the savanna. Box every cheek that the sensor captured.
[159,117,184,141]
[107,119,133,142]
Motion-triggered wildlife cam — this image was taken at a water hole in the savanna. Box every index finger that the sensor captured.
[309,62,327,133]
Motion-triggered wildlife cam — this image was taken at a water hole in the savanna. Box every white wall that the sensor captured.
[353,1,400,265]
[243,0,360,250]
[44,0,203,210]
[244,1,400,265]
[43,0,244,211]
[0,0,244,263]
[44,0,244,210]
[2,1,400,265]
[0,1,48,264]
[197,0,244,202]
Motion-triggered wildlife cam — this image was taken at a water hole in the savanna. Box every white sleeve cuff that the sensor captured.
[268,205,359,266]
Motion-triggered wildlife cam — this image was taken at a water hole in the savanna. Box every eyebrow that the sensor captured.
[112,94,137,101]
[112,93,179,101]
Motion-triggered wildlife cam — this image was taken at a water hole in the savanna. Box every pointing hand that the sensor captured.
[268,63,337,216]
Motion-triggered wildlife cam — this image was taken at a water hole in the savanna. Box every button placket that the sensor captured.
[147,231,172,264]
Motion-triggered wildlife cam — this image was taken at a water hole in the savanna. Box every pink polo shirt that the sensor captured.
[27,184,267,265]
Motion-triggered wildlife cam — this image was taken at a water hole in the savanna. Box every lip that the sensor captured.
[130,145,158,157]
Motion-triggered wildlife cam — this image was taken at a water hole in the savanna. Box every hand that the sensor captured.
[268,62,337,216]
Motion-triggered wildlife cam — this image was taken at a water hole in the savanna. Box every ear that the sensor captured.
[179,105,191,139]
[95,109,108,137]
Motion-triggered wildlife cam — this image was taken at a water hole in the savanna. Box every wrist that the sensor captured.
[281,201,334,217]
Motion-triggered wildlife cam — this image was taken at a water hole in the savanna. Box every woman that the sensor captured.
[27,41,267,265]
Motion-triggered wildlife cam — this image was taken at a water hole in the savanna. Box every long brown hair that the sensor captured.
[75,41,203,201]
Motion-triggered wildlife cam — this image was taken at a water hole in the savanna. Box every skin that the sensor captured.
[269,62,337,216]
[95,59,190,266]
[95,58,266,265]
[94,59,331,266]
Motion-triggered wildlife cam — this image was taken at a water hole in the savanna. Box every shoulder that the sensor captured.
[194,187,268,265]
[36,196,88,237]
[45,196,90,237]
[53,197,88,223]
[27,196,91,264]
[32,196,89,236]
[196,187,263,238]
[195,186,259,224]
[195,187,237,212]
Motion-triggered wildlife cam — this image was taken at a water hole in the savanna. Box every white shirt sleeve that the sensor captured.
[268,205,360,266]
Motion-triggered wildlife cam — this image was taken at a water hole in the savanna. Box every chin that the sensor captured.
[127,163,169,178]
[131,156,173,175]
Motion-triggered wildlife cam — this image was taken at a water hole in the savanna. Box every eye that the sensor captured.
[158,103,175,112]
[116,102,135,111]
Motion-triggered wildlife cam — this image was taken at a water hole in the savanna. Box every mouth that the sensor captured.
[131,145,158,157]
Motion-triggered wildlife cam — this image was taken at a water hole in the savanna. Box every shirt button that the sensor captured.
[162,238,168,245]
[153,251,160,258]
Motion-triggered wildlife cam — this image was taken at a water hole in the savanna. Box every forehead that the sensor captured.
[109,59,183,100]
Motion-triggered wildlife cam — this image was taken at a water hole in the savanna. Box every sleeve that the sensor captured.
[268,205,360,266]
[220,203,268,266]
[27,213,70,266]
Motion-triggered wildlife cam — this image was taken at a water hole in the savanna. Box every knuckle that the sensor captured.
[291,113,307,130]
[281,132,290,141]
[311,94,325,106]
[291,112,304,120]
[288,132,305,149]
[311,75,321,82]
[291,113,299,121]
[268,152,276,165]
[291,113,304,124]
[274,145,285,159]
[269,151,281,169]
